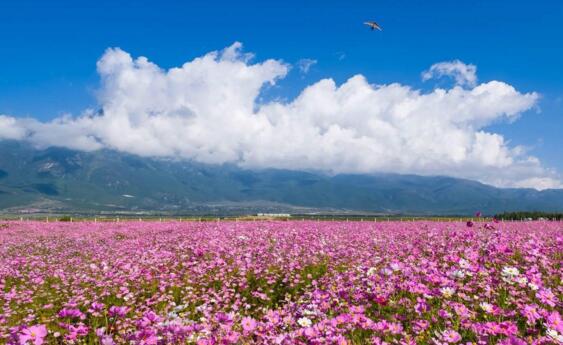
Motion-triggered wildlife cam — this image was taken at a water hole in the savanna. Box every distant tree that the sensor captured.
[494,211,563,221]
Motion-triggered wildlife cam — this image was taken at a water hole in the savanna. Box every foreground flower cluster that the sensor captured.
[0,220,561,344]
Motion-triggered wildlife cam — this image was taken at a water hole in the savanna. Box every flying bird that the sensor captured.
[364,21,382,31]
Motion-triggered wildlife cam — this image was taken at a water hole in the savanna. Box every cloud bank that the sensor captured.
[0,42,560,189]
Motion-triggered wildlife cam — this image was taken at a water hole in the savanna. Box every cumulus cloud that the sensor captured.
[422,60,478,87]
[0,115,28,140]
[0,42,560,189]
[513,177,563,190]
[297,58,317,74]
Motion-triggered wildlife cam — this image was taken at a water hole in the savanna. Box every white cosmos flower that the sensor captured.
[479,302,494,313]
[528,282,539,291]
[451,270,466,279]
[297,317,312,327]
[440,287,456,298]
[367,267,378,276]
[459,259,470,269]
[546,329,563,343]
[501,266,520,277]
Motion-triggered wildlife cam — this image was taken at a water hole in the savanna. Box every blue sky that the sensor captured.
[0,0,561,186]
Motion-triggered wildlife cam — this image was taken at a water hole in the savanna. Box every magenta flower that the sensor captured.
[546,311,563,333]
[18,325,48,345]
[536,288,557,307]
[100,337,116,345]
[90,302,104,312]
[413,320,429,334]
[521,305,541,325]
[1,219,560,343]
[108,306,129,318]
[58,308,84,319]
[497,337,527,345]
[241,316,257,332]
[387,322,403,335]
[442,329,461,343]
[223,331,240,344]
[466,220,474,227]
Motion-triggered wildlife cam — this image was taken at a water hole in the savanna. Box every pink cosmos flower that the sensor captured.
[241,316,257,332]
[521,304,541,325]
[387,322,403,335]
[140,311,160,326]
[223,331,240,344]
[303,327,317,338]
[136,329,158,345]
[18,325,48,345]
[108,306,129,318]
[442,330,461,343]
[1,219,561,343]
[89,302,104,312]
[58,308,84,319]
[497,336,527,345]
[100,336,116,345]
[413,320,429,334]
[336,336,348,345]
[546,311,563,333]
[536,288,557,307]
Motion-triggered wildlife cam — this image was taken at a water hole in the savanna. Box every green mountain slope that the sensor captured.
[0,141,562,215]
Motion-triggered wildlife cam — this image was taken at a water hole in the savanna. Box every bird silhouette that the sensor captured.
[364,21,383,31]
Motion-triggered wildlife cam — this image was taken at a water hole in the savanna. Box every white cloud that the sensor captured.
[422,60,478,87]
[513,177,562,190]
[297,58,317,74]
[0,43,560,190]
[0,115,27,140]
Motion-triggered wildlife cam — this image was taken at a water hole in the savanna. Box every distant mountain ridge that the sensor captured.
[0,141,562,215]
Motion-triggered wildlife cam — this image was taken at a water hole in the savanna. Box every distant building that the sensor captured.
[257,213,291,217]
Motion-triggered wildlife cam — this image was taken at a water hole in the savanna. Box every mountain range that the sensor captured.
[1,140,562,215]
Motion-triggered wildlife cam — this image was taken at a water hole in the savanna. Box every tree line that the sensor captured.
[494,211,563,220]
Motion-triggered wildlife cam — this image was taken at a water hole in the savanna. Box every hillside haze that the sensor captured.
[0,141,562,215]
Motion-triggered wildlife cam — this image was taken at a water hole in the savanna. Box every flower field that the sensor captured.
[0,220,561,344]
